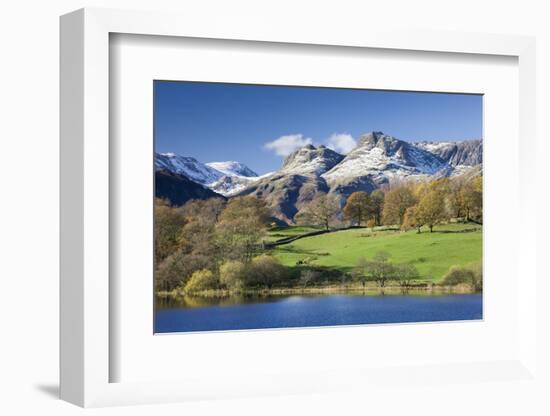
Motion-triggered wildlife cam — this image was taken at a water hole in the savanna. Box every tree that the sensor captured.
[184,269,218,293]
[295,192,340,230]
[414,187,446,232]
[215,196,270,262]
[247,255,287,289]
[181,198,226,223]
[217,196,270,224]
[156,251,213,291]
[449,177,466,219]
[461,176,482,223]
[219,260,246,291]
[369,190,385,226]
[154,198,187,265]
[299,269,320,289]
[352,257,368,288]
[343,191,371,226]
[382,184,417,226]
[178,218,216,256]
[401,206,421,233]
[442,263,482,291]
[176,198,227,262]
[364,251,395,287]
[395,262,419,289]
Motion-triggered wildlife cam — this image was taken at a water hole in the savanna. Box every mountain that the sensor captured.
[280,144,344,175]
[155,153,260,196]
[155,169,224,206]
[155,153,223,185]
[156,132,482,223]
[206,161,258,178]
[238,172,330,223]
[235,144,343,222]
[414,140,482,167]
[209,174,268,196]
[322,132,448,190]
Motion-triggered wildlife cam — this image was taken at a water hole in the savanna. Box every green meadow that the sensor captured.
[268,223,482,282]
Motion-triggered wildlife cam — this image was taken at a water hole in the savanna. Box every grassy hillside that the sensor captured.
[268,223,482,282]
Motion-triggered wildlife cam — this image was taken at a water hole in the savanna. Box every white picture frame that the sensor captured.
[60,7,538,408]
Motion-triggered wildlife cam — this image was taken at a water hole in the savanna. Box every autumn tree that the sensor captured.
[414,186,447,232]
[156,251,213,291]
[382,184,417,226]
[295,192,340,231]
[219,260,247,291]
[215,196,271,262]
[177,198,227,259]
[247,255,287,289]
[181,197,226,223]
[154,198,187,265]
[369,189,385,226]
[448,177,466,219]
[461,176,482,223]
[343,191,371,226]
[183,269,219,293]
[401,206,421,233]
[441,262,482,291]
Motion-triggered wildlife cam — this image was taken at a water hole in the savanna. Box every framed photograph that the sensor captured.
[60,8,538,408]
[153,80,484,334]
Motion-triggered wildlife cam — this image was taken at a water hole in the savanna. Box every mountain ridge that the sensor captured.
[155,132,482,222]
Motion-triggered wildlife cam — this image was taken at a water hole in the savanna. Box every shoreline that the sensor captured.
[157,283,480,299]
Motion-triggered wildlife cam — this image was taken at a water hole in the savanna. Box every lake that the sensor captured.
[155,293,482,333]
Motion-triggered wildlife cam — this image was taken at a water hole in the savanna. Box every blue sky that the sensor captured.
[154,81,482,175]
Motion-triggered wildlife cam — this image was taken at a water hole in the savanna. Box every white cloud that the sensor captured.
[325,133,356,154]
[263,134,313,157]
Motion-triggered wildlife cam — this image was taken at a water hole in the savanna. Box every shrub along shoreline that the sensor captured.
[157,285,479,300]
[157,280,480,299]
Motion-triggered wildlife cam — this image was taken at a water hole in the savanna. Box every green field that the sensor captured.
[268,223,482,282]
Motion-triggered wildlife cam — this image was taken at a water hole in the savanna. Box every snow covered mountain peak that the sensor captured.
[155,133,483,222]
[281,144,344,175]
[155,153,223,185]
[322,131,447,186]
[205,161,258,178]
[414,139,482,167]
[155,152,262,196]
[356,131,397,148]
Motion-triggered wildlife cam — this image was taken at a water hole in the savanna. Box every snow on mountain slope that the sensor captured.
[280,144,344,175]
[156,132,482,221]
[155,153,223,185]
[206,161,258,178]
[155,153,263,196]
[414,140,482,167]
[322,132,447,186]
[209,172,273,196]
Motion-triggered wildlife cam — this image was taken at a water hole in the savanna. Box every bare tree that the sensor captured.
[364,251,395,288]
[395,262,419,290]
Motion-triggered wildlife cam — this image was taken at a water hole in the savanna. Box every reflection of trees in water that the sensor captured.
[157,293,311,309]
